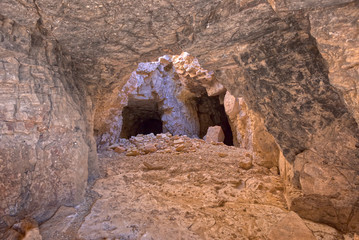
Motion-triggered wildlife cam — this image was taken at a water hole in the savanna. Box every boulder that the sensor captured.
[204,126,225,143]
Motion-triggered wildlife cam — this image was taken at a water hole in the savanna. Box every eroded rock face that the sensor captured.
[96,54,201,147]
[0,16,97,234]
[224,92,280,169]
[0,0,358,234]
[309,2,359,125]
[97,53,234,148]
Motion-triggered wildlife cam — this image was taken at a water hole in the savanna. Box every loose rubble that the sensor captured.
[108,133,202,156]
[38,133,357,240]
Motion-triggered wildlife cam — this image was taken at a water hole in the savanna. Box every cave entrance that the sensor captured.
[120,99,163,139]
[195,94,233,146]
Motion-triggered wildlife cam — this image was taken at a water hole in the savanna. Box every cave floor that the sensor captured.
[39,135,349,240]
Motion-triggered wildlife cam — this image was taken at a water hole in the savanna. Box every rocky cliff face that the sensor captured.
[0,0,358,235]
[0,15,98,232]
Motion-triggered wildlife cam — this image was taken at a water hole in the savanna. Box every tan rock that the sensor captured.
[267,211,316,240]
[224,92,280,168]
[0,23,94,228]
[112,146,126,153]
[143,144,157,154]
[156,133,168,139]
[239,157,253,170]
[218,152,228,158]
[174,139,185,144]
[204,126,225,143]
[23,227,42,240]
[175,144,186,152]
[126,148,141,156]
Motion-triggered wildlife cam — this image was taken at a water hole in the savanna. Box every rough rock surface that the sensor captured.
[96,55,201,147]
[0,0,358,235]
[0,15,98,236]
[38,134,354,240]
[308,2,359,126]
[267,211,316,240]
[204,126,225,143]
[224,91,280,168]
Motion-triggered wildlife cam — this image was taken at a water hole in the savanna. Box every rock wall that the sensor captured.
[96,54,202,147]
[0,15,97,234]
[224,92,280,169]
[207,1,359,232]
[308,2,359,126]
[0,0,358,234]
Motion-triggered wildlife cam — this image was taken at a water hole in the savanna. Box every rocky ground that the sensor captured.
[37,133,356,240]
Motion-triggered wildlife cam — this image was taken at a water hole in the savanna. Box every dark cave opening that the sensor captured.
[195,94,233,146]
[120,99,163,139]
[120,95,233,145]
[138,118,163,135]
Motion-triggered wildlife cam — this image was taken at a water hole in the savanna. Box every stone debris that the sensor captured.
[204,126,225,143]
[239,157,253,170]
[67,139,351,240]
[126,148,141,156]
[218,152,228,158]
[110,146,126,153]
[110,133,202,156]
[173,139,185,144]
[142,144,157,153]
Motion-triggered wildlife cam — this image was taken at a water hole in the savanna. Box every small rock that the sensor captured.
[270,167,279,175]
[126,148,141,156]
[174,139,184,144]
[176,144,186,152]
[204,126,225,143]
[143,144,157,154]
[133,137,144,142]
[112,146,126,154]
[156,133,168,139]
[164,148,172,153]
[239,157,253,170]
[218,152,228,158]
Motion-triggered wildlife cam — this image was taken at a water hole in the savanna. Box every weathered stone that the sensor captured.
[204,126,225,143]
[239,157,253,170]
[309,2,359,126]
[175,144,186,152]
[0,16,97,234]
[156,133,169,139]
[218,152,228,158]
[112,146,126,154]
[267,211,316,240]
[39,206,77,240]
[143,144,157,154]
[224,92,280,168]
[126,148,141,156]
[0,0,358,234]
[174,139,185,145]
